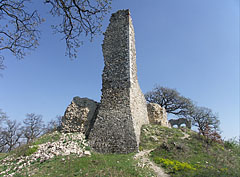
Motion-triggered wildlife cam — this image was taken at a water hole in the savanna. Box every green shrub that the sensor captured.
[224,138,239,150]
[153,157,196,173]
[24,146,38,156]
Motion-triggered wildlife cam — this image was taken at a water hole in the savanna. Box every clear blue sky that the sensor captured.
[0,0,239,140]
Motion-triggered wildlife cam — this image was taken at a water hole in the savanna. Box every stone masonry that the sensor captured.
[147,103,170,127]
[61,97,98,137]
[169,118,192,129]
[88,9,149,153]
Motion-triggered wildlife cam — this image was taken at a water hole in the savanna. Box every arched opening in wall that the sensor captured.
[180,123,186,128]
[172,125,178,128]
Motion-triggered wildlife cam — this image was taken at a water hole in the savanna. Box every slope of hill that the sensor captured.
[0,125,239,177]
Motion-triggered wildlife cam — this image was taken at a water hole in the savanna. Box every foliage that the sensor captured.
[153,157,196,173]
[24,145,38,156]
[202,123,222,144]
[224,138,239,149]
[145,125,240,177]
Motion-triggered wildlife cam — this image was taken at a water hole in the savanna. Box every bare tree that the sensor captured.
[23,113,45,143]
[0,0,42,61]
[45,0,112,58]
[0,119,23,152]
[0,0,112,69]
[0,56,5,71]
[46,115,62,133]
[0,109,7,152]
[145,86,194,117]
[0,109,7,124]
[189,106,220,137]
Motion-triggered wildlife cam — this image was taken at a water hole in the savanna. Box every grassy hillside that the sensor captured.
[0,125,239,177]
[140,125,240,177]
[0,131,154,177]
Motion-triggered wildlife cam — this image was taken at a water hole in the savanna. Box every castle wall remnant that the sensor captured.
[169,118,192,129]
[61,97,98,137]
[88,9,149,153]
[147,103,170,127]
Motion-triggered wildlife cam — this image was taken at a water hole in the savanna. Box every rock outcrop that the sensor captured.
[147,103,170,127]
[61,96,98,136]
[88,9,149,153]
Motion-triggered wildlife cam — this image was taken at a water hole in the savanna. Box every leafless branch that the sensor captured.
[0,0,42,60]
[45,0,112,58]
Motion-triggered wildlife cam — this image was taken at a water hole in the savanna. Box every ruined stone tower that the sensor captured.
[88,9,149,153]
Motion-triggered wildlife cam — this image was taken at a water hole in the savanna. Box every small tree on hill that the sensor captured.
[23,113,45,143]
[188,106,220,138]
[0,119,23,152]
[145,85,221,140]
[46,115,62,133]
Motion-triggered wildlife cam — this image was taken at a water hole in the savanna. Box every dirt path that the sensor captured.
[180,131,190,139]
[134,150,170,177]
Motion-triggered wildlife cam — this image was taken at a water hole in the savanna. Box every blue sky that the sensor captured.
[0,0,239,140]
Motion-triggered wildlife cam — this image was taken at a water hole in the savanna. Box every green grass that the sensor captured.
[9,131,61,158]
[0,153,7,160]
[1,126,239,177]
[32,131,61,145]
[19,153,155,177]
[24,146,39,156]
[140,124,184,149]
[144,126,240,177]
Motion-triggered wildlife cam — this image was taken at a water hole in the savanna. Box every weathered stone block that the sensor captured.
[61,97,98,136]
[88,9,149,153]
[147,103,170,127]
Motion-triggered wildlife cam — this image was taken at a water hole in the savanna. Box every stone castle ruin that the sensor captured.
[88,9,149,153]
[169,118,191,129]
[61,9,170,153]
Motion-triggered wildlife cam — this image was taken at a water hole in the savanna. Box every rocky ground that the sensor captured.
[134,149,170,177]
[0,132,90,177]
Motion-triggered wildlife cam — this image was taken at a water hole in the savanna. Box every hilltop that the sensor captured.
[0,125,239,177]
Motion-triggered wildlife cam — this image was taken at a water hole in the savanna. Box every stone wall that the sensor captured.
[147,103,170,127]
[88,9,149,153]
[169,118,192,129]
[61,97,98,137]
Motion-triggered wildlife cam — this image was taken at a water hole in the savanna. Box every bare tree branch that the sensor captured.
[0,119,23,152]
[44,0,112,58]
[145,85,194,117]
[23,113,45,144]
[0,0,42,61]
